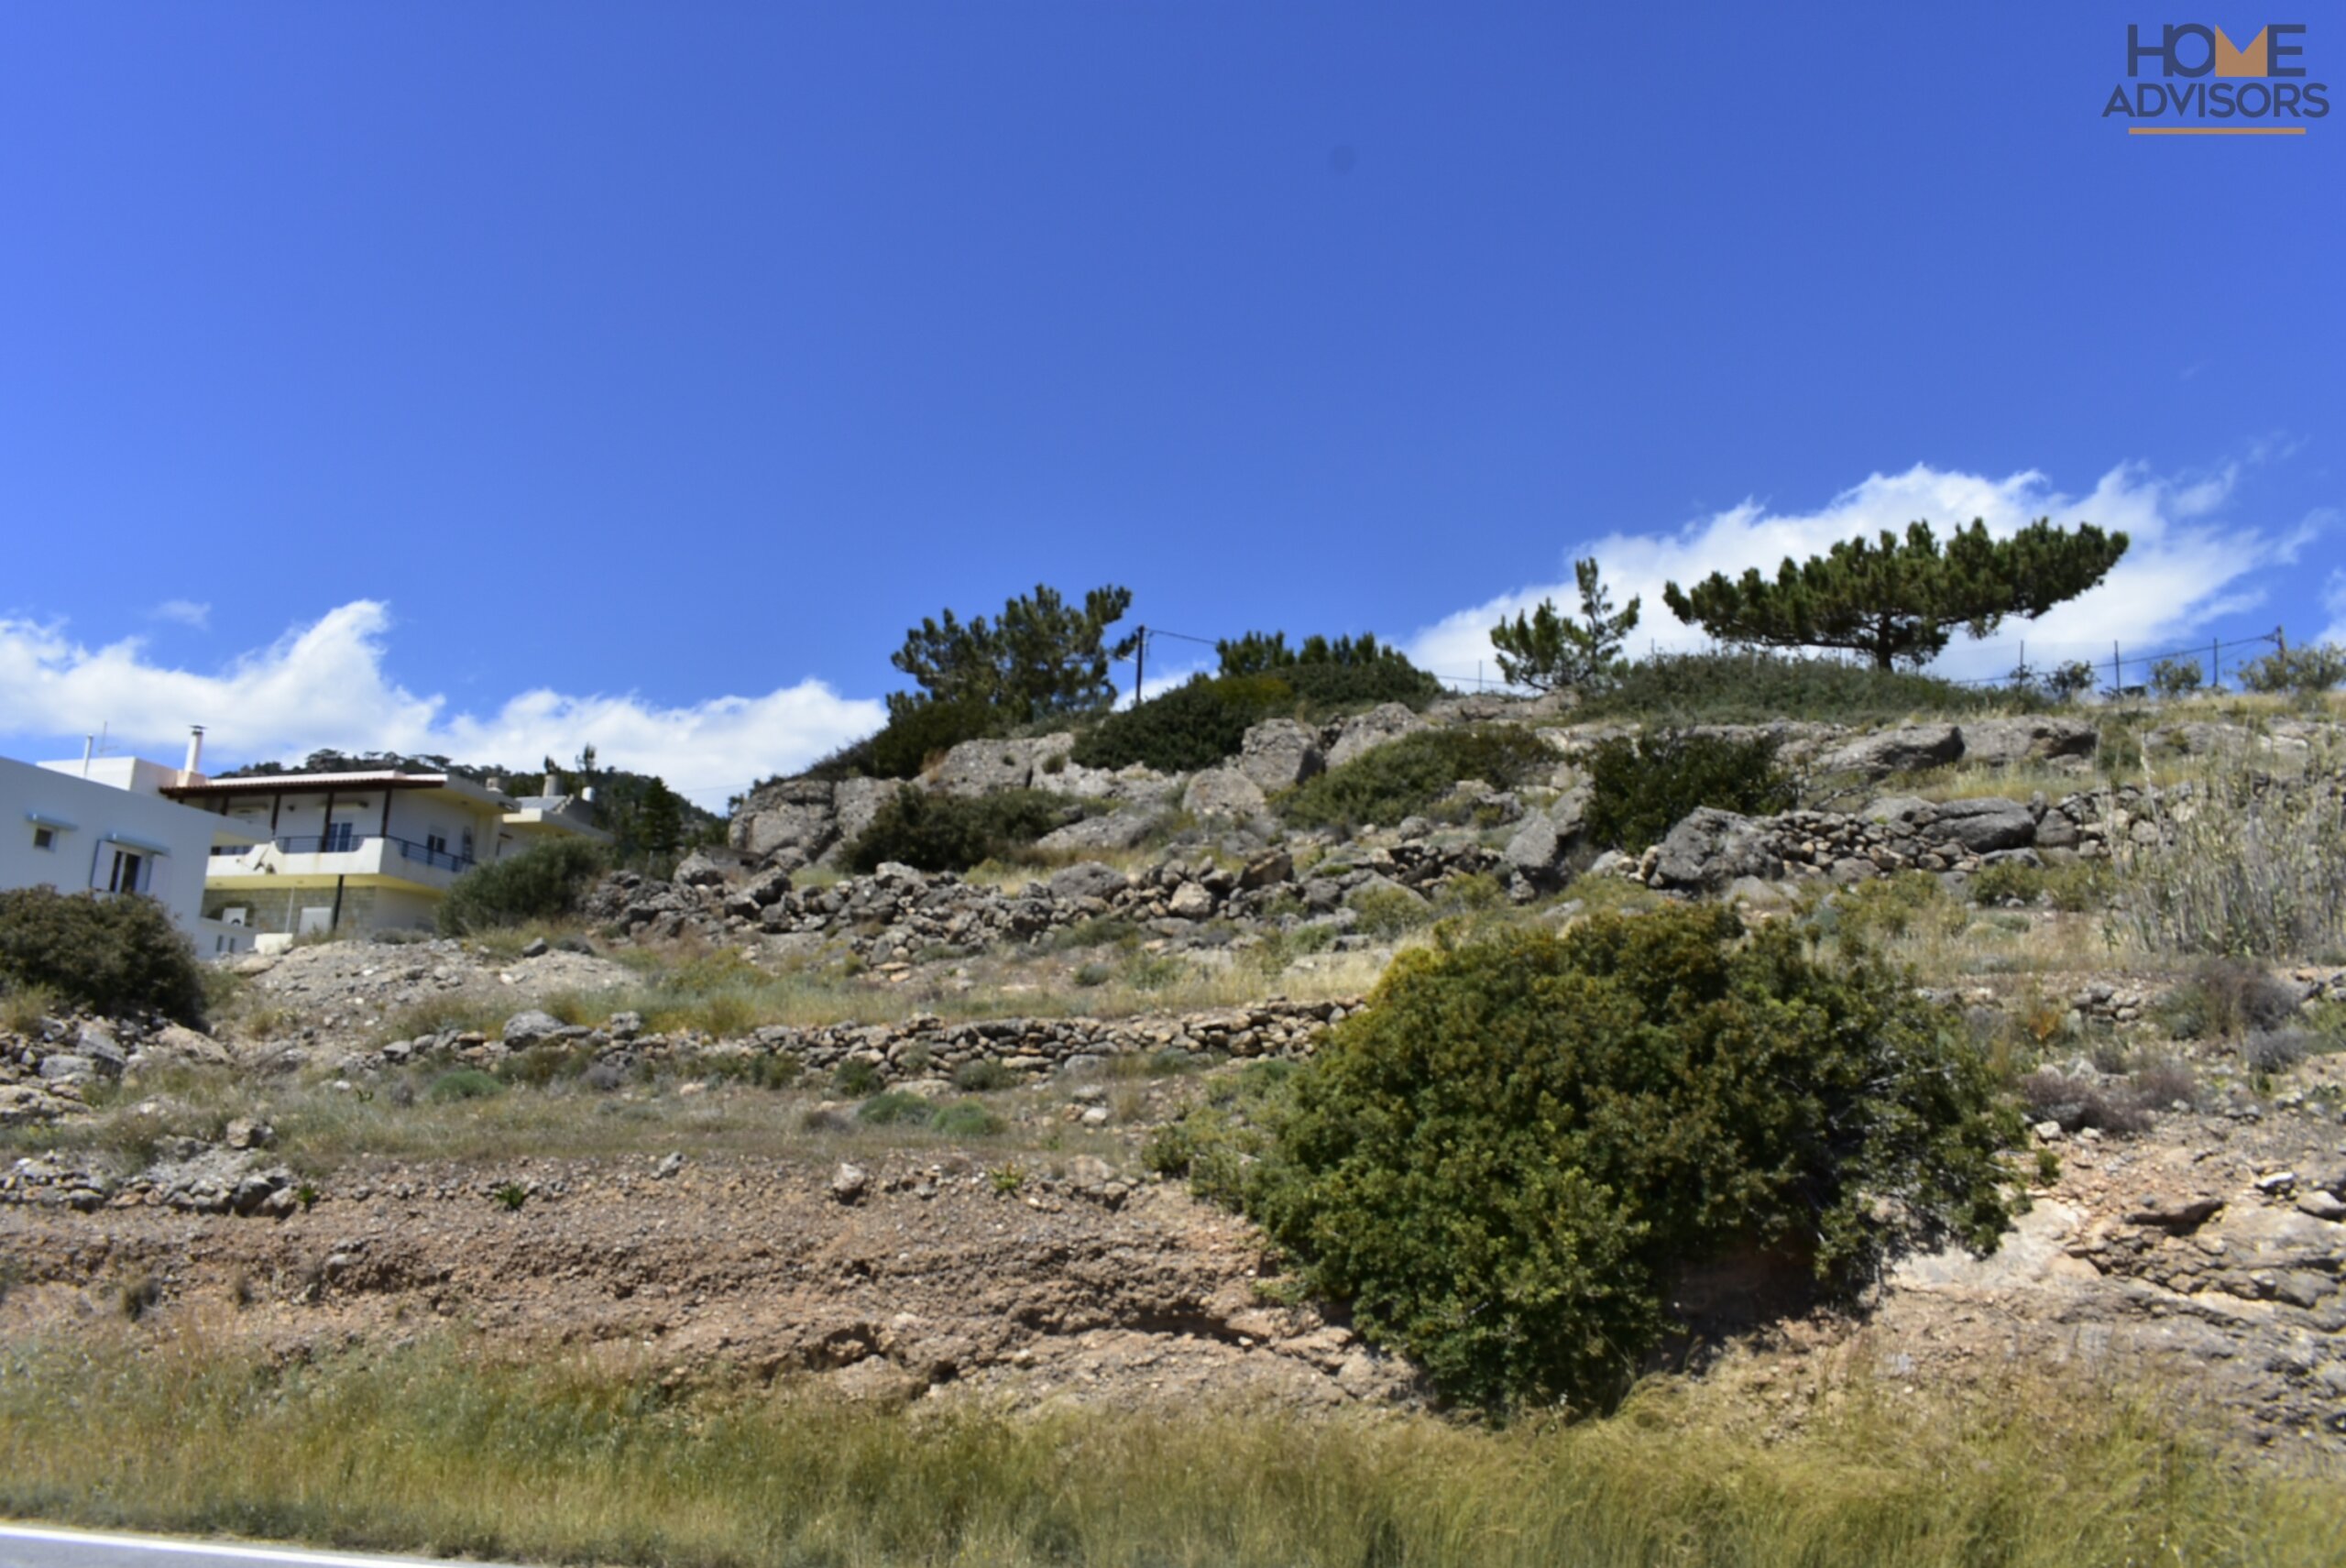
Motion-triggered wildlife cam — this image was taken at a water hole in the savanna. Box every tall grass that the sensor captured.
[0,1329,2335,1568]
[2114,753,2346,960]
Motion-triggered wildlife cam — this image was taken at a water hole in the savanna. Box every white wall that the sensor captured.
[0,754,226,934]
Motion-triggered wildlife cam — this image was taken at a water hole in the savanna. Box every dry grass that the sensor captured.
[2112,748,2346,961]
[0,1327,2334,1568]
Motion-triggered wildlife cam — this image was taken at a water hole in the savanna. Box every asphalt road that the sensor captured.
[0,1528,489,1568]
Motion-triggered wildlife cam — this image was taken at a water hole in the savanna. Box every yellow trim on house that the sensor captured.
[201,872,449,894]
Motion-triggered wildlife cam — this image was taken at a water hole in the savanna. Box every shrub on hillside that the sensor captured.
[1277,727,1556,829]
[1578,651,2030,726]
[1582,729,1794,853]
[800,697,1002,784]
[2237,641,2346,697]
[1070,674,1295,773]
[1202,905,2020,1410]
[843,787,1085,874]
[0,888,207,1024]
[1281,658,1444,713]
[437,838,610,936]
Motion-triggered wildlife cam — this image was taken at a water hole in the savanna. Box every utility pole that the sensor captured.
[1134,625,1146,707]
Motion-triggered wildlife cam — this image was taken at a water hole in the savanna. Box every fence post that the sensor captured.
[2111,641,2122,696]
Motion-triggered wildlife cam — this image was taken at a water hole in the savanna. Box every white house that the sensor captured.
[2,753,260,957]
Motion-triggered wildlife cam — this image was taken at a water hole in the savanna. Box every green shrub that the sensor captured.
[0,888,207,1023]
[856,1090,934,1126]
[438,839,609,936]
[1968,860,2114,913]
[1578,651,2031,726]
[1348,884,1432,938]
[832,1059,883,1096]
[929,1100,1006,1137]
[952,1058,1018,1092]
[1278,727,1557,830]
[425,1069,504,1103]
[1821,872,1970,948]
[2237,641,2346,696]
[1280,659,1444,713]
[1215,905,2020,1410]
[1581,730,1794,853]
[1070,674,1295,773]
[844,788,1085,874]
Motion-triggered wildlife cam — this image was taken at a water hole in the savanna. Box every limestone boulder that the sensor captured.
[1182,767,1269,819]
[1236,718,1324,793]
[1926,796,2037,853]
[1819,723,1965,779]
[1325,703,1429,767]
[1650,808,1784,892]
[732,777,839,861]
[1957,716,2097,769]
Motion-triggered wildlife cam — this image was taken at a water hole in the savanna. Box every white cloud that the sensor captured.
[1406,462,2323,685]
[0,601,883,809]
[150,598,211,630]
[2321,569,2346,651]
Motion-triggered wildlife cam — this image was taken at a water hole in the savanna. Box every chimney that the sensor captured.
[543,772,561,798]
[181,726,206,784]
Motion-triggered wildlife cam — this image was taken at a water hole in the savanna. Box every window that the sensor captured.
[106,850,144,894]
[323,821,356,852]
[31,826,55,851]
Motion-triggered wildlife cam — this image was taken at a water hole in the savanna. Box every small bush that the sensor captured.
[2150,657,2205,699]
[1280,659,1444,713]
[2237,641,2346,696]
[0,888,207,1024]
[844,789,1085,874]
[1278,727,1557,830]
[1968,860,2115,913]
[2,981,61,1036]
[425,1069,504,1103]
[2244,1030,2312,1074]
[2018,1069,2154,1135]
[1582,730,1794,854]
[1578,651,2028,726]
[929,1101,1006,1137]
[1347,885,1432,939]
[951,1058,1018,1093]
[438,839,609,936]
[1209,905,2021,1410]
[1069,674,1295,773]
[832,1059,883,1097]
[492,1183,529,1212]
[2158,958,2301,1040]
[1824,872,1970,948]
[856,1090,935,1126]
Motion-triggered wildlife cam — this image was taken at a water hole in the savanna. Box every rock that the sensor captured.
[231,1172,286,1216]
[932,739,1038,797]
[1325,704,1428,768]
[732,777,839,862]
[1236,718,1325,793]
[830,1163,870,1203]
[1957,716,2098,768]
[674,850,731,888]
[1034,808,1162,854]
[829,777,911,855]
[1860,795,1933,827]
[1182,767,1268,820]
[73,1023,127,1076]
[1502,810,1577,881]
[1649,809,1784,892]
[653,1151,685,1179]
[1167,882,1218,919]
[520,937,550,959]
[2296,1190,2346,1222]
[1048,861,1131,903]
[1926,796,2037,853]
[607,1011,644,1040]
[224,1118,274,1151]
[36,1055,94,1083]
[501,1010,565,1047]
[1821,724,1965,778]
[2124,1193,2225,1232]
[1239,849,1294,890]
[148,1024,230,1066]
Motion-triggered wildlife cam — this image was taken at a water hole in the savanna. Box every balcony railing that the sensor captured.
[210,835,477,873]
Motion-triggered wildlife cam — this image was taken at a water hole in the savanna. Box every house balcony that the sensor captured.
[206,834,479,890]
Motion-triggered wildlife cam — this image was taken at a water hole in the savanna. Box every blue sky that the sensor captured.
[2,3,2339,804]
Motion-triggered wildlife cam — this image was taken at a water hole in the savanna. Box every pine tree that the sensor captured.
[1661,519,2128,671]
[1488,558,1640,692]
[889,584,1138,724]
